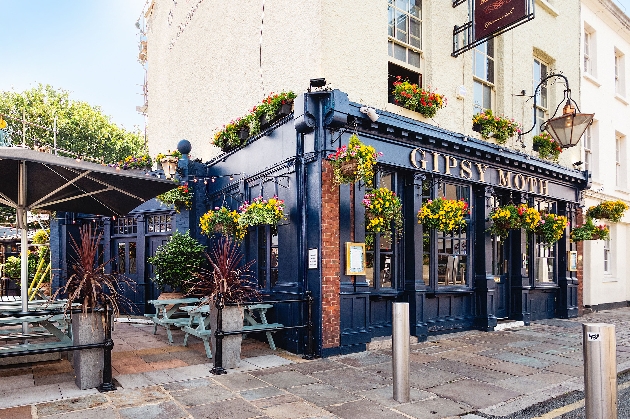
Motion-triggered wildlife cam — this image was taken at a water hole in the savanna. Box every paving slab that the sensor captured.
[312,367,391,392]
[0,373,33,391]
[42,406,117,419]
[240,385,287,401]
[327,399,408,419]
[242,355,293,369]
[118,401,189,419]
[0,383,62,408]
[170,385,236,407]
[186,397,265,419]
[430,379,522,409]
[213,371,270,391]
[0,406,31,419]
[255,370,320,389]
[394,396,473,418]
[357,385,434,407]
[408,366,460,389]
[483,360,540,376]
[335,351,391,367]
[261,400,334,419]
[36,394,108,417]
[162,364,212,381]
[249,393,303,409]
[106,386,170,409]
[287,383,360,407]
[162,377,214,392]
[289,359,347,374]
[484,351,551,368]
[427,359,514,383]
[494,371,572,393]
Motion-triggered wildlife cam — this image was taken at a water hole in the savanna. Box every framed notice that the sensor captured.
[568,251,578,272]
[345,242,366,276]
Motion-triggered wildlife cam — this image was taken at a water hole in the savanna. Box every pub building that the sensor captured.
[195,89,587,357]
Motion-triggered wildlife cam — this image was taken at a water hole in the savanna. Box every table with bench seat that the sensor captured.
[145,298,200,343]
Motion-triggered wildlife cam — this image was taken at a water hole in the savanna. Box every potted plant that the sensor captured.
[258,91,297,127]
[157,182,192,213]
[200,206,247,241]
[327,134,382,187]
[55,225,135,389]
[586,200,629,223]
[115,154,152,170]
[186,237,261,369]
[488,204,540,237]
[156,150,182,176]
[147,230,206,296]
[418,197,469,233]
[362,188,403,241]
[472,109,521,144]
[570,217,610,242]
[532,132,562,161]
[536,213,568,245]
[238,195,286,230]
[392,76,446,118]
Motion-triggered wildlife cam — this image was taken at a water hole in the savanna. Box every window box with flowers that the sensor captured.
[570,217,610,242]
[238,196,286,230]
[472,109,521,144]
[199,206,246,241]
[417,197,469,233]
[536,213,568,245]
[392,77,446,118]
[362,188,403,241]
[532,132,562,162]
[157,183,192,213]
[212,116,253,152]
[257,91,297,127]
[115,155,152,170]
[488,204,540,237]
[328,134,382,187]
[586,200,629,223]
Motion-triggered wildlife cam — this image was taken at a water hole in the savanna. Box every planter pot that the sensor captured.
[339,160,358,177]
[238,127,250,141]
[472,123,482,133]
[72,311,105,390]
[278,102,294,117]
[158,291,184,311]
[532,144,540,152]
[210,304,244,369]
[260,115,271,129]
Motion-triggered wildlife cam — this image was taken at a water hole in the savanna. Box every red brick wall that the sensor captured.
[576,210,584,315]
[321,161,340,349]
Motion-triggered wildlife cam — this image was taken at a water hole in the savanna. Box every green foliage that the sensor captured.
[570,217,610,242]
[586,200,629,223]
[4,252,39,280]
[0,84,145,164]
[32,229,50,244]
[472,109,521,144]
[157,183,192,213]
[147,231,206,292]
[532,132,562,161]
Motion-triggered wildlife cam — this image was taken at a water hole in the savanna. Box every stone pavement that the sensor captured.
[1,308,630,418]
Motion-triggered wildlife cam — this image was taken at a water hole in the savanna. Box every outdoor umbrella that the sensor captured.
[0,147,177,314]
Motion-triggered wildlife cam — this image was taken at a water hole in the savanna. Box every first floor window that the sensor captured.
[473,39,494,114]
[388,0,422,68]
[604,238,611,273]
[533,59,549,135]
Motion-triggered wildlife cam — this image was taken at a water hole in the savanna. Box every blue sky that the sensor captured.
[0,0,146,131]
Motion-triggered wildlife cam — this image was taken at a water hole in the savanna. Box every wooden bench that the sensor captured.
[0,312,72,356]
[146,298,200,343]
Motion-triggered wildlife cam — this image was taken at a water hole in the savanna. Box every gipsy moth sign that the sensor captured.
[474,0,529,41]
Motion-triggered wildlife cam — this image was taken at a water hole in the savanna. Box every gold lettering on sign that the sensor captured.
[432,152,441,173]
[498,169,512,187]
[410,148,427,170]
[527,176,538,192]
[475,163,489,182]
[540,180,549,195]
[460,160,472,179]
[444,156,458,175]
[514,173,526,190]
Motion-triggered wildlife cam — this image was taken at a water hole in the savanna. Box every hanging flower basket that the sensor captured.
[238,196,286,228]
[362,188,403,241]
[200,206,246,241]
[417,197,469,233]
[586,200,628,223]
[536,213,568,245]
[532,132,562,161]
[472,109,521,144]
[570,218,610,242]
[488,204,540,237]
[157,183,192,213]
[392,76,446,118]
[328,134,382,187]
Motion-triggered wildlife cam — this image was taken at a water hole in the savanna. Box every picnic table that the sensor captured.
[179,303,283,358]
[145,298,200,343]
[0,311,72,353]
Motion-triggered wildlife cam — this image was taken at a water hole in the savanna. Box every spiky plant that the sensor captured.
[187,237,260,306]
[54,225,134,317]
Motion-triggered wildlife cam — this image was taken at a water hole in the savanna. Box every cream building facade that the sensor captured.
[144,0,581,168]
[581,0,630,309]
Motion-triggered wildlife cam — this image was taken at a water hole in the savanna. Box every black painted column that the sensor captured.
[557,202,578,318]
[473,186,498,331]
[407,174,428,340]
[509,195,531,324]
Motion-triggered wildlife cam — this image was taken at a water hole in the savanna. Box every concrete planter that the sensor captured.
[210,304,244,369]
[72,311,105,390]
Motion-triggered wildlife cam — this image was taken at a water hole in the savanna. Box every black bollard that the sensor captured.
[98,305,116,392]
[211,293,227,375]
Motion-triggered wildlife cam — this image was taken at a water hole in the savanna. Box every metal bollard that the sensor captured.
[392,302,410,403]
[583,323,617,419]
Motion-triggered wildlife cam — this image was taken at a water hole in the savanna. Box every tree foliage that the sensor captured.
[0,84,145,164]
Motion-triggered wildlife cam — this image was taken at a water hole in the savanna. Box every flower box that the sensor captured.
[328,134,382,187]
[472,110,521,144]
[392,77,446,118]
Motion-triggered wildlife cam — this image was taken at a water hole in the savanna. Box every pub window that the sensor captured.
[147,214,172,233]
[489,197,505,276]
[112,217,137,235]
[603,237,611,274]
[421,180,431,284]
[533,200,557,285]
[257,225,278,291]
[533,58,548,135]
[473,39,494,114]
[388,0,422,68]
[436,183,470,287]
[365,172,399,291]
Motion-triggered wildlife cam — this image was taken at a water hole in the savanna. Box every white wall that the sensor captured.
[581,0,630,307]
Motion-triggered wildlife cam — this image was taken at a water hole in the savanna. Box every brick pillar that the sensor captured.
[321,161,341,349]
[576,210,584,316]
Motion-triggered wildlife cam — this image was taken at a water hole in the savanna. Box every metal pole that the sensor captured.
[583,323,617,419]
[98,306,116,392]
[53,116,57,155]
[392,302,410,403]
[18,162,28,320]
[303,290,315,360]
[211,293,226,375]
[22,108,26,147]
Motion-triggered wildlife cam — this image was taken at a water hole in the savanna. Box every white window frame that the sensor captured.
[388,0,422,68]
[583,25,597,76]
[584,124,592,172]
[603,237,611,274]
[615,49,626,97]
[616,134,626,188]
[473,39,495,114]
[533,58,549,135]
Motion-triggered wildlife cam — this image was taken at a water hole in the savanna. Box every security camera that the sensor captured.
[360,106,379,122]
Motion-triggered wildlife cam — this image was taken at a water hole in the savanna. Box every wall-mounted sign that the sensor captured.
[308,248,318,269]
[475,0,529,41]
[568,251,578,272]
[345,242,366,276]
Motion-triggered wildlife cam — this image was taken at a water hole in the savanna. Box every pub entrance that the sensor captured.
[492,235,509,319]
